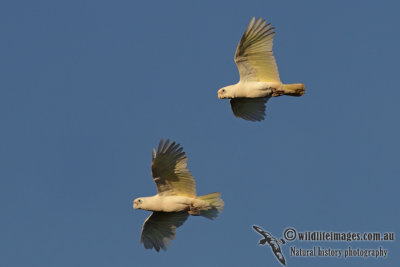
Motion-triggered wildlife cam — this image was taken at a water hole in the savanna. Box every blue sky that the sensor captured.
[1,0,399,266]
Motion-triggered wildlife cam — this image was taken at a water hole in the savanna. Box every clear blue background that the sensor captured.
[1,0,399,266]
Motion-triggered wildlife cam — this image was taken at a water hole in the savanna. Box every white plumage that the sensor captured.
[133,139,224,251]
[218,17,305,121]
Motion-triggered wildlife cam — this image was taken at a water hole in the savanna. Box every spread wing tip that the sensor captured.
[153,138,186,161]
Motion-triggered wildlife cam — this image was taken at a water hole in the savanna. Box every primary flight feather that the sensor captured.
[133,139,224,251]
[218,17,305,121]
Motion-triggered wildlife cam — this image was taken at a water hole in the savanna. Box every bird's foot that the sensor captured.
[188,203,200,216]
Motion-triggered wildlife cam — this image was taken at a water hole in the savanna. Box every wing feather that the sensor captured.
[235,17,280,82]
[230,97,270,121]
[140,211,189,251]
[151,139,196,197]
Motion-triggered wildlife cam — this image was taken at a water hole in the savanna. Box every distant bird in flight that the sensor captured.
[218,17,305,121]
[133,139,224,251]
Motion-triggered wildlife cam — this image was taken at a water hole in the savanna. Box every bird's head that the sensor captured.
[218,85,235,99]
[133,198,144,210]
[133,196,158,211]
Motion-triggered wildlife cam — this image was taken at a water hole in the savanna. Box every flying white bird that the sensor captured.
[218,17,305,121]
[133,139,224,251]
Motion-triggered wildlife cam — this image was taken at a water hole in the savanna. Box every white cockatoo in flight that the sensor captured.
[218,17,305,121]
[133,139,224,251]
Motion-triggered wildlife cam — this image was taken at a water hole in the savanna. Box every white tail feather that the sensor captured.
[197,192,224,220]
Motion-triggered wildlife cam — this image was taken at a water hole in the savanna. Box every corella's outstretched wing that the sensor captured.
[151,139,196,197]
[235,17,280,82]
[230,97,270,121]
[141,211,189,252]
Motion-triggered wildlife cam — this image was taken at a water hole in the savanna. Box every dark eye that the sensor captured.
[138,199,142,204]
[222,89,226,93]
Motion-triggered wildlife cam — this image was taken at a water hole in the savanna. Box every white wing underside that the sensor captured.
[141,211,189,252]
[230,97,270,122]
[235,17,280,82]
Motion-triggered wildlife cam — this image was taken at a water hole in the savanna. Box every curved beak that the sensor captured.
[133,200,138,209]
[218,89,223,99]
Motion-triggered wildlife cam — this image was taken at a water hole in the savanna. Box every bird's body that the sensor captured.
[133,139,224,251]
[134,194,210,213]
[218,17,305,121]
[221,81,282,98]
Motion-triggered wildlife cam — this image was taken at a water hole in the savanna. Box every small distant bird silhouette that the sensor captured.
[218,17,305,121]
[253,225,286,266]
[133,139,224,251]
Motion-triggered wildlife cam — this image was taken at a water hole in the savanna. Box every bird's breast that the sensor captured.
[160,196,193,212]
